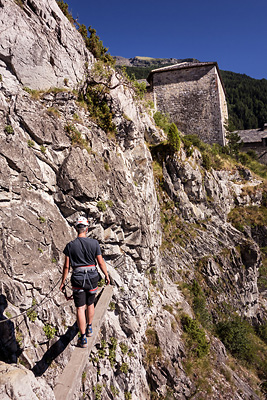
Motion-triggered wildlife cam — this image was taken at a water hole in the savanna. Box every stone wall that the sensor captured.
[151,64,228,146]
[242,145,267,165]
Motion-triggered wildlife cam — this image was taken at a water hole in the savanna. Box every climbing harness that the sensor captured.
[0,256,121,325]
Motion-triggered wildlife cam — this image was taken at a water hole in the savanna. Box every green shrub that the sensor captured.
[110,337,117,348]
[119,342,128,355]
[132,80,147,99]
[47,107,60,118]
[27,309,37,322]
[184,134,207,151]
[64,124,92,152]
[4,125,14,134]
[104,162,110,171]
[144,328,161,365]
[43,324,56,340]
[167,123,181,153]
[78,85,116,134]
[26,299,38,322]
[259,249,267,292]
[98,339,106,358]
[56,0,76,24]
[226,131,242,158]
[246,149,258,160]
[97,201,107,212]
[181,314,209,358]
[93,384,103,400]
[28,140,35,148]
[190,280,212,328]
[110,385,119,397]
[108,337,117,367]
[106,200,113,207]
[38,216,46,223]
[40,145,46,154]
[98,278,105,287]
[256,323,267,345]
[14,0,24,8]
[120,362,129,374]
[202,152,211,170]
[153,111,170,133]
[23,87,41,100]
[79,25,114,65]
[216,317,253,361]
[181,136,194,157]
[163,304,173,314]
[72,113,80,121]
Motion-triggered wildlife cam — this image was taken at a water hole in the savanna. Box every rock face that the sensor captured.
[0,361,55,400]
[0,1,266,399]
[0,0,94,90]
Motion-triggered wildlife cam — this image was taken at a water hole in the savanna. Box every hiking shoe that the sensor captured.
[77,336,87,348]
[86,324,93,337]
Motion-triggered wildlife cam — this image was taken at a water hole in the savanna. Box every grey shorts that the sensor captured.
[73,289,96,308]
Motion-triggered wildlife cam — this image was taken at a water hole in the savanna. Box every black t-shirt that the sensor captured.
[63,237,101,268]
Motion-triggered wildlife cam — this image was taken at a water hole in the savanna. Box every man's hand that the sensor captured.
[59,282,65,292]
[105,275,110,285]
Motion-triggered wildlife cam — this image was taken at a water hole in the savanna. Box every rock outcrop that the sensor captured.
[0,1,266,399]
[0,361,55,400]
[0,0,94,90]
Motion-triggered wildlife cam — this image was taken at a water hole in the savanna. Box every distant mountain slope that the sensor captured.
[114,55,199,68]
[115,57,267,130]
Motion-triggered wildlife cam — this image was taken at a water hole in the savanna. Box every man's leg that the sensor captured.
[87,303,95,325]
[86,293,96,337]
[73,290,87,347]
[77,305,86,335]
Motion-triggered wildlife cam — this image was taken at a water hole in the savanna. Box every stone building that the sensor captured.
[147,62,228,146]
[238,124,267,164]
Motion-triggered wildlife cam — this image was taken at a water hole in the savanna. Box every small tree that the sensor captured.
[226,131,242,158]
[56,0,76,25]
[167,123,180,152]
[79,25,114,65]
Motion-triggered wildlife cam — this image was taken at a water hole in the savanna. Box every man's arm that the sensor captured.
[59,256,70,291]
[96,255,110,285]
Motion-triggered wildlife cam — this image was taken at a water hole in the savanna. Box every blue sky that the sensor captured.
[65,0,267,80]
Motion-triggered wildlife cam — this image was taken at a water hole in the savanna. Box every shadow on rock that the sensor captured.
[32,322,78,377]
[0,294,20,363]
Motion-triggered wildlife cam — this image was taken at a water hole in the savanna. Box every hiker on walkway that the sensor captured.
[60,216,110,348]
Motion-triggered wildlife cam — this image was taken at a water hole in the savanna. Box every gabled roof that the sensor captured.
[237,128,267,143]
[147,61,226,93]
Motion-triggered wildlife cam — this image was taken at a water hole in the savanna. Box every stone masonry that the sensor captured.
[147,62,228,146]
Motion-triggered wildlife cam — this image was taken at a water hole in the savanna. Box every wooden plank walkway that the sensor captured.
[53,285,113,400]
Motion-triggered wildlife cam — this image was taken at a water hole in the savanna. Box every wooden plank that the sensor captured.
[53,285,113,400]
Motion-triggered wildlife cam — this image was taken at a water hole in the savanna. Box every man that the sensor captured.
[60,216,110,348]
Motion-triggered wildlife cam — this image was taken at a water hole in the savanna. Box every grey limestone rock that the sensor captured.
[0,361,55,399]
[0,0,265,399]
[0,0,94,90]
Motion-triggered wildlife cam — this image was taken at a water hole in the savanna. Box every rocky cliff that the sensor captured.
[0,1,266,400]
